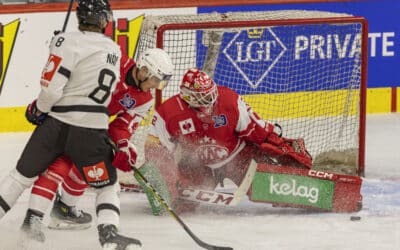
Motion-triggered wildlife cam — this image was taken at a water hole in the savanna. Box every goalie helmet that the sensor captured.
[136,48,174,89]
[76,0,113,29]
[180,68,218,108]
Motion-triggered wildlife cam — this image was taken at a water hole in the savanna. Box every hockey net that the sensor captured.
[120,10,367,186]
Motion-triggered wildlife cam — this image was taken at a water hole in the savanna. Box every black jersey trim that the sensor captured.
[96,203,120,216]
[51,105,109,115]
[58,66,71,79]
[0,195,11,212]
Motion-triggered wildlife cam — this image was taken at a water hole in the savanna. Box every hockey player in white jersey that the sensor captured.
[0,0,141,249]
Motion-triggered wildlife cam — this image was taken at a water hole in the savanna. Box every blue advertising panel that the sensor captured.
[199,0,400,88]
[195,22,362,95]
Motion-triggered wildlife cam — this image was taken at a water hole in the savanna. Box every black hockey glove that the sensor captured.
[25,100,48,125]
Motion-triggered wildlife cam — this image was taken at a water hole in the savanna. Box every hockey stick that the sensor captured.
[62,0,74,32]
[179,159,257,206]
[130,163,233,250]
[53,0,74,35]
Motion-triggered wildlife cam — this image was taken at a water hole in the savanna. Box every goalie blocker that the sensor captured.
[248,164,362,212]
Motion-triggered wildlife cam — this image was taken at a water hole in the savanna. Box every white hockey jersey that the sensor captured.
[36,31,121,129]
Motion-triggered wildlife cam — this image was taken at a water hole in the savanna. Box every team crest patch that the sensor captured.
[179,118,195,135]
[212,114,227,128]
[119,93,136,109]
[82,162,110,186]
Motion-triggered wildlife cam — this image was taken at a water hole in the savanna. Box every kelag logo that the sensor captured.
[223,28,286,89]
[0,20,20,95]
[251,172,335,210]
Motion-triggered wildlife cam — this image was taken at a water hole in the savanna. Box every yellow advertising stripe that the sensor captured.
[0,87,394,133]
[0,106,35,132]
[397,87,400,112]
[242,89,360,119]
[366,87,392,113]
[242,88,391,119]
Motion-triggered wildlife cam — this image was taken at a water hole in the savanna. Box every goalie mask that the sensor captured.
[136,48,174,90]
[76,0,113,30]
[180,68,218,108]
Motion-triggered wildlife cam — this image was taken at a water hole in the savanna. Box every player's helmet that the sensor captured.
[136,48,174,89]
[76,0,113,29]
[180,68,218,108]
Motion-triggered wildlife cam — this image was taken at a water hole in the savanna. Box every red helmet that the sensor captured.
[180,68,218,108]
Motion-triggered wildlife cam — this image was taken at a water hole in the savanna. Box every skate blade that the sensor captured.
[48,219,91,230]
[103,243,142,250]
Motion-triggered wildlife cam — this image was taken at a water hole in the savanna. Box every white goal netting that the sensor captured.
[120,10,367,185]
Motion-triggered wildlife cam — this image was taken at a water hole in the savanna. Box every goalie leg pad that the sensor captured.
[248,163,362,212]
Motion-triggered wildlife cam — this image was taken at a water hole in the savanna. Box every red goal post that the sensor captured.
[135,10,368,176]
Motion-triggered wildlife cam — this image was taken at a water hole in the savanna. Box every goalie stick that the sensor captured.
[130,163,233,250]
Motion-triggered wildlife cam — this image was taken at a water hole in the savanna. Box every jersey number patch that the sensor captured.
[89,68,117,104]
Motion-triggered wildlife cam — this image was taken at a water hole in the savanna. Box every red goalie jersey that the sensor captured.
[146,69,311,204]
[149,86,272,169]
[146,69,361,214]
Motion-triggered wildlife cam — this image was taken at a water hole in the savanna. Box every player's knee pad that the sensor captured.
[94,183,120,226]
[0,169,36,215]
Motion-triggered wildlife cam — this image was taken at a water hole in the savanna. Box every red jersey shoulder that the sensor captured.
[156,94,189,119]
[216,86,239,104]
[108,82,152,115]
[120,54,135,77]
[156,95,199,137]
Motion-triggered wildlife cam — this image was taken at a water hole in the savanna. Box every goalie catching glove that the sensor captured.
[25,100,48,125]
[112,139,137,172]
[261,124,312,168]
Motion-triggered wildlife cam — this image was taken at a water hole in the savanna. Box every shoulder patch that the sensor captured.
[119,93,136,109]
[41,54,62,86]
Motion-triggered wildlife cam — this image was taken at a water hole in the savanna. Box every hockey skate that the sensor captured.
[48,193,92,230]
[21,209,45,242]
[98,224,142,250]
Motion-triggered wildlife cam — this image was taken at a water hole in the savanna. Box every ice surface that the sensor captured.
[0,114,399,250]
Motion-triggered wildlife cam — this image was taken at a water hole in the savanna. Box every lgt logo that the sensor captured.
[223,27,286,89]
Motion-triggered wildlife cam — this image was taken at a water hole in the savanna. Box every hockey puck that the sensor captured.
[350,216,361,221]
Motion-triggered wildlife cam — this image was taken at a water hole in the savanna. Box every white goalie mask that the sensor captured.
[136,48,174,90]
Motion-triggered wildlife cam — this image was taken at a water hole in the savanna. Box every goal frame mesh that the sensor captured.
[135,11,368,176]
